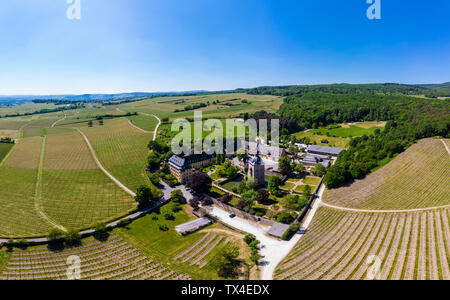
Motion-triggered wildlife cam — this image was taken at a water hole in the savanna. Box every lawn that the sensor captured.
[310,122,386,138]
[127,114,159,132]
[303,176,321,186]
[293,131,351,148]
[280,182,295,190]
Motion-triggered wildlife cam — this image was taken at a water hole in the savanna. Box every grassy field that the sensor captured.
[41,131,135,230]
[0,143,14,163]
[127,114,159,132]
[118,93,283,120]
[310,122,386,138]
[323,138,450,210]
[275,207,450,280]
[3,136,42,169]
[293,131,351,148]
[0,102,59,116]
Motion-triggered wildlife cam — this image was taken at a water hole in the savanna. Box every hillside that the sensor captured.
[322,138,450,210]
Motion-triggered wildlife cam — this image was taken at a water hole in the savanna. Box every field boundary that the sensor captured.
[34,136,67,232]
[0,143,16,168]
[321,202,450,213]
[441,139,450,155]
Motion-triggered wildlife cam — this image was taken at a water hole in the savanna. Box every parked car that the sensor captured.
[229,214,236,218]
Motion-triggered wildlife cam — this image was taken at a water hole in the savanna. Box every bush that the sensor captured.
[117,218,132,228]
[281,223,300,241]
[64,229,82,247]
[276,211,296,224]
[48,228,65,241]
[171,203,182,213]
[244,234,256,245]
[150,213,159,220]
[163,211,175,220]
[158,223,169,231]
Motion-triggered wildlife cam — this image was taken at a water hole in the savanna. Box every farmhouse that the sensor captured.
[307,145,344,157]
[168,153,215,184]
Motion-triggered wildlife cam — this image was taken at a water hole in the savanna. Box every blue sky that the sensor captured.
[0,0,449,95]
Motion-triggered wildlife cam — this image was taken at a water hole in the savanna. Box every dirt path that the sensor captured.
[76,128,136,197]
[441,139,450,156]
[51,114,66,128]
[34,136,67,232]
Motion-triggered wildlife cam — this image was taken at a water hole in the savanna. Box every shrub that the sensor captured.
[117,218,132,228]
[171,203,182,213]
[48,228,65,241]
[276,211,296,224]
[163,211,175,220]
[94,222,107,234]
[281,223,300,241]
[64,229,82,247]
[158,223,169,231]
[244,234,256,245]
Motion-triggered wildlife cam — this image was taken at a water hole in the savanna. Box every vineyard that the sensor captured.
[173,232,231,268]
[275,207,450,280]
[80,118,153,192]
[0,235,190,280]
[323,139,450,210]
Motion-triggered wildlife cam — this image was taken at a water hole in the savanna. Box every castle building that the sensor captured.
[168,153,215,184]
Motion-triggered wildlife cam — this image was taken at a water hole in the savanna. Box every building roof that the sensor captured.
[248,155,263,165]
[307,145,344,156]
[267,222,290,238]
[169,153,215,171]
[244,141,285,159]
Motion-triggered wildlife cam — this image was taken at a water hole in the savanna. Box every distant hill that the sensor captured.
[0,91,210,105]
[237,83,450,97]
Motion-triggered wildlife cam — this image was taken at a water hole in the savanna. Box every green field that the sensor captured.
[293,131,351,148]
[310,122,386,138]
[127,114,159,132]
[118,93,283,120]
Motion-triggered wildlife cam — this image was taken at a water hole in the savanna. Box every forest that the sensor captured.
[252,92,449,189]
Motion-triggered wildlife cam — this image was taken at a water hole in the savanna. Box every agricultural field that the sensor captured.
[118,93,283,120]
[0,143,14,163]
[118,206,252,280]
[79,118,154,192]
[275,207,450,280]
[0,235,190,280]
[323,138,450,210]
[0,102,59,116]
[41,131,135,230]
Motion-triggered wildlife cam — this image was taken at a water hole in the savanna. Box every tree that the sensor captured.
[268,176,282,196]
[256,189,269,204]
[276,211,296,224]
[147,152,162,170]
[64,229,81,246]
[171,189,185,204]
[88,120,93,127]
[187,172,212,194]
[294,163,306,175]
[189,197,199,209]
[135,185,154,209]
[210,243,240,278]
[48,228,64,241]
[302,185,312,198]
[244,234,257,245]
[278,156,293,175]
[148,140,170,154]
[99,120,104,126]
[241,190,257,212]
[312,163,327,177]
[218,193,232,205]
[323,165,348,188]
